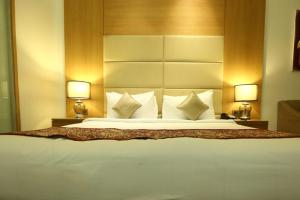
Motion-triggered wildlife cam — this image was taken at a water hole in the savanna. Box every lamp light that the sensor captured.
[234,84,258,120]
[67,81,91,118]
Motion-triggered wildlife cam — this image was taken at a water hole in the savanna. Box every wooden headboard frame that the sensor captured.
[103,35,224,116]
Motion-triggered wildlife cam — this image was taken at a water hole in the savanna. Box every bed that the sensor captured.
[1,119,300,200]
[1,36,300,200]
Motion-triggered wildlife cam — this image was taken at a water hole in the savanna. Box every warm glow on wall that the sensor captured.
[104,0,225,35]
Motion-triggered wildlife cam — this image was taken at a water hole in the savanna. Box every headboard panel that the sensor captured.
[164,36,224,62]
[164,62,223,89]
[104,62,164,88]
[103,35,224,116]
[104,36,163,61]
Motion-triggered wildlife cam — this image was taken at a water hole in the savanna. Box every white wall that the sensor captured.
[262,0,300,130]
[15,0,65,131]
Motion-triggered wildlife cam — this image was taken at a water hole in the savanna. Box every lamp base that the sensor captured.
[239,102,252,120]
[73,100,87,119]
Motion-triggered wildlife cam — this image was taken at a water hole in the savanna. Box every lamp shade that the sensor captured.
[234,84,258,102]
[67,81,90,99]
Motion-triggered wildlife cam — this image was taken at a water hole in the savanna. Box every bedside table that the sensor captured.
[235,119,268,130]
[52,118,84,127]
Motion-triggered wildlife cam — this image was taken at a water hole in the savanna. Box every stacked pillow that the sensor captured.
[106,90,215,120]
[162,90,215,120]
[106,91,158,119]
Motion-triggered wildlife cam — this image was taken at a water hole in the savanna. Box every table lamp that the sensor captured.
[67,81,91,118]
[234,84,258,120]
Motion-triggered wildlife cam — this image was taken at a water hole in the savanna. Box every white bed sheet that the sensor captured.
[65,118,251,130]
[1,119,300,200]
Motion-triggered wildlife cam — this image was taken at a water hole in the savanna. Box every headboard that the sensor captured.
[103,35,224,116]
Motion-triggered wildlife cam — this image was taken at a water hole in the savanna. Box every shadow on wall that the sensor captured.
[17,45,66,131]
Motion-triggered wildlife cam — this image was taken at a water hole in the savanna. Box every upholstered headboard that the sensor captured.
[103,35,224,116]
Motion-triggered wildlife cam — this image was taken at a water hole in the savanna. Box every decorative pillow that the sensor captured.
[106,91,158,119]
[162,90,216,120]
[177,92,209,120]
[112,93,142,119]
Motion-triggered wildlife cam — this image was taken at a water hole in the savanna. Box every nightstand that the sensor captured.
[52,118,84,127]
[235,119,268,130]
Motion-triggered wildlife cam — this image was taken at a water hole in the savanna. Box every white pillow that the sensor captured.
[106,91,158,119]
[162,90,216,120]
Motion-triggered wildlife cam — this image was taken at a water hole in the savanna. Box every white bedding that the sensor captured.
[65,118,250,130]
[1,119,300,200]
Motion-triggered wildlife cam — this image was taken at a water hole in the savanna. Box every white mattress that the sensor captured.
[1,119,300,200]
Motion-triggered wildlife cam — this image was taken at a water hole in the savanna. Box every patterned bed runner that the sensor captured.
[3,127,300,141]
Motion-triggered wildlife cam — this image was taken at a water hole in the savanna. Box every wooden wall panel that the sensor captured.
[104,0,225,35]
[65,0,104,117]
[64,0,265,120]
[223,0,265,119]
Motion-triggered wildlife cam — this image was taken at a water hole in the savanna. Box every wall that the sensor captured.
[104,0,225,35]
[223,0,265,119]
[0,0,16,132]
[262,0,300,130]
[64,0,225,117]
[15,0,65,131]
[65,0,265,119]
[65,0,104,118]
